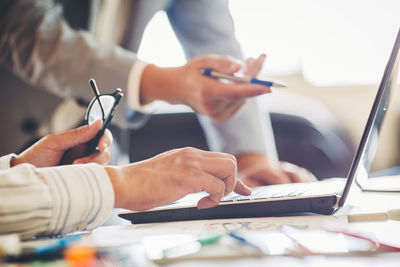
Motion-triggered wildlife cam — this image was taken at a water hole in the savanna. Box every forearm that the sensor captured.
[0,162,114,240]
[140,64,186,105]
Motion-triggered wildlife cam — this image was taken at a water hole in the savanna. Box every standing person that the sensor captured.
[92,0,316,186]
[0,0,315,187]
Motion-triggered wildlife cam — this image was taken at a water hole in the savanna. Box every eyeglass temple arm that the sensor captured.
[89,79,105,120]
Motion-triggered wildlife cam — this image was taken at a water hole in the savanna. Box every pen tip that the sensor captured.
[273,81,288,88]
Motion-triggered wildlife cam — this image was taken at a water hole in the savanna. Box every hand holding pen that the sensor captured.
[140,54,271,122]
[203,54,287,88]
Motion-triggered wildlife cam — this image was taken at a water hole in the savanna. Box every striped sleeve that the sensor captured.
[0,163,114,240]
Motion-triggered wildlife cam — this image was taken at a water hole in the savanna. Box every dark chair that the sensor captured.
[128,101,356,179]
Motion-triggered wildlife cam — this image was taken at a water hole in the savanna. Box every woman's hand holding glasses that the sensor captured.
[11,120,113,167]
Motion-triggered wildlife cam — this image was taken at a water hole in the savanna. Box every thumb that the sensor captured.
[244,53,266,76]
[53,120,102,150]
[195,55,242,74]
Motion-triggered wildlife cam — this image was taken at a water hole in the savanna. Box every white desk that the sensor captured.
[84,191,400,266]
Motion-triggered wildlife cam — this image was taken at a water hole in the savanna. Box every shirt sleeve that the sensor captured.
[167,0,278,158]
[197,98,278,158]
[0,0,143,128]
[0,163,114,240]
[0,154,16,170]
[126,60,158,113]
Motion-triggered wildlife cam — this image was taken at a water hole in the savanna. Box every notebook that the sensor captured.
[119,28,400,224]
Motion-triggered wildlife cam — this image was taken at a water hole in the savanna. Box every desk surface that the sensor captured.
[81,191,400,266]
[7,191,398,266]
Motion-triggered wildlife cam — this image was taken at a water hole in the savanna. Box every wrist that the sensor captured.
[10,155,23,167]
[104,166,124,208]
[140,64,184,105]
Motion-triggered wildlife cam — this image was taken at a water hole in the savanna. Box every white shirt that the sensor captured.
[126,60,157,113]
[0,154,114,240]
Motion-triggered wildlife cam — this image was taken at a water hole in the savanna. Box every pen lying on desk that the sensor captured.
[347,209,400,222]
[203,69,288,88]
[228,232,264,255]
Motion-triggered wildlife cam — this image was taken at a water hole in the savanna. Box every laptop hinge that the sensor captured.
[333,195,341,209]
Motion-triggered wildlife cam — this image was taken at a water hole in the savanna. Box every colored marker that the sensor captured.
[34,234,82,254]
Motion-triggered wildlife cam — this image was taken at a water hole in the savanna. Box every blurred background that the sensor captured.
[1,0,399,178]
[133,0,400,174]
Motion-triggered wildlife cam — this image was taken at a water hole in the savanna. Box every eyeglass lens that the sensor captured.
[87,95,116,124]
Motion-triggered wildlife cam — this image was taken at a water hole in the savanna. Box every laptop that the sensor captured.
[119,29,400,224]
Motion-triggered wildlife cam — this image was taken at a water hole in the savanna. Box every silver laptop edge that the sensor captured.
[339,28,400,207]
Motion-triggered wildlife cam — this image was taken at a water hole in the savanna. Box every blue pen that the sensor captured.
[34,234,82,254]
[228,232,264,254]
[203,69,287,88]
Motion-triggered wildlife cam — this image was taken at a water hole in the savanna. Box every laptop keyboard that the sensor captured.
[220,179,346,203]
[221,186,305,202]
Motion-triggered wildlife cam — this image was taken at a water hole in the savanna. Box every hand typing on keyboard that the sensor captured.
[106,147,252,211]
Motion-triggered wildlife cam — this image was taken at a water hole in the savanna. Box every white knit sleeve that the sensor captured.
[0,163,114,240]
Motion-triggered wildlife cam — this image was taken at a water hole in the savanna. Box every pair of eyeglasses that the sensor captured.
[85,79,123,153]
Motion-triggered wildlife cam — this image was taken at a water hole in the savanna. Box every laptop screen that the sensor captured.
[339,28,400,207]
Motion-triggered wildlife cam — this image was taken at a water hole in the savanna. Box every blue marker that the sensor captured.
[228,232,264,254]
[34,234,82,254]
[203,69,287,88]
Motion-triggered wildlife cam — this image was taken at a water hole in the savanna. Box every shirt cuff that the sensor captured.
[36,163,114,234]
[0,154,17,170]
[127,60,157,113]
